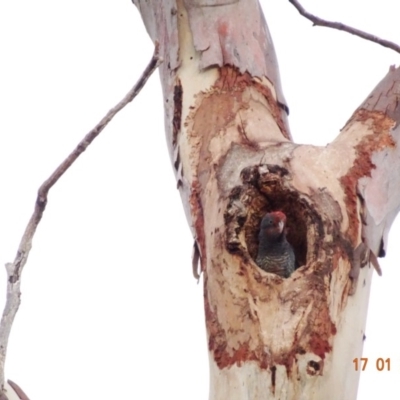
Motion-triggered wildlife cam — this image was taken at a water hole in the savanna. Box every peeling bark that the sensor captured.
[133,1,400,399]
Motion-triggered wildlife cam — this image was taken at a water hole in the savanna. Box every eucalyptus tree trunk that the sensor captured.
[133,1,400,399]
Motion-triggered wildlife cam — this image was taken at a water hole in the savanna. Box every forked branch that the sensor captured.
[289,0,400,54]
[0,42,162,395]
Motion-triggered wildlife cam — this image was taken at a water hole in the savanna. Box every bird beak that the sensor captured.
[278,221,284,232]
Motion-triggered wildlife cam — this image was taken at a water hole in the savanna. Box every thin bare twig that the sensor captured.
[289,0,400,54]
[0,42,162,393]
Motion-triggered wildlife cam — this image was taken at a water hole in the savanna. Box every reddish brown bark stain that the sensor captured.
[190,180,206,272]
[339,109,396,243]
[308,334,332,360]
[215,67,290,140]
[253,80,290,140]
[274,350,297,377]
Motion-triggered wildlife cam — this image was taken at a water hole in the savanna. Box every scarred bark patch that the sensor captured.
[206,268,336,372]
[206,164,344,375]
[205,287,265,368]
[340,109,396,244]
[216,67,290,140]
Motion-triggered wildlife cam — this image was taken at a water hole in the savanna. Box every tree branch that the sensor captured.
[289,0,400,54]
[0,42,162,394]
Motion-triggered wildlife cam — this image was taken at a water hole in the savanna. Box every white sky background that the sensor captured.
[0,0,399,399]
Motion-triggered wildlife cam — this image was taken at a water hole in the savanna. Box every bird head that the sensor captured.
[259,211,287,240]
